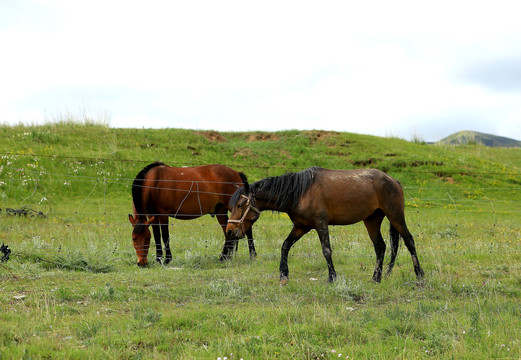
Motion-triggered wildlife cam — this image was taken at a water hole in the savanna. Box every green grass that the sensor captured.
[1,121,520,359]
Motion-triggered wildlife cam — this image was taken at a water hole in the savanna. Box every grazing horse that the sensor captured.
[128,162,257,267]
[226,167,424,284]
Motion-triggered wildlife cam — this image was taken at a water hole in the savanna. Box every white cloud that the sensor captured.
[1,0,521,141]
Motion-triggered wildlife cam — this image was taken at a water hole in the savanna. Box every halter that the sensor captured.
[227,194,261,234]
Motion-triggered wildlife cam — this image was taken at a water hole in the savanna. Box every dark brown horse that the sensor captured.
[129,162,257,266]
[226,167,424,284]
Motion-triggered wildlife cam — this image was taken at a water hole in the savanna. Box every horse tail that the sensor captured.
[386,222,400,276]
[132,162,165,222]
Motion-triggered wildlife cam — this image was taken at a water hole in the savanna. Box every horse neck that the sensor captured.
[254,191,289,213]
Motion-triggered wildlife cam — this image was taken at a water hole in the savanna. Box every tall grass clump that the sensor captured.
[45,107,110,128]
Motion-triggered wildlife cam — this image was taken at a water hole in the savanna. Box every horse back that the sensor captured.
[295,168,403,226]
[140,164,244,217]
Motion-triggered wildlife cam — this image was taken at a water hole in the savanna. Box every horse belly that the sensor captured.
[322,189,379,225]
[327,206,375,225]
[177,194,219,218]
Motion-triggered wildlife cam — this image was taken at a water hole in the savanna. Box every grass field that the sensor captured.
[1,121,520,359]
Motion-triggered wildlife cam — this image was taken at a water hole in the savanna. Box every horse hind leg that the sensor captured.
[386,223,400,277]
[389,218,424,280]
[363,211,386,283]
[160,220,172,264]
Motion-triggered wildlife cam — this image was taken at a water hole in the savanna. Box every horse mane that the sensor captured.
[231,167,322,210]
[132,161,165,224]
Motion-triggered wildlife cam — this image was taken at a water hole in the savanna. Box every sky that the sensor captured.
[1,1,521,142]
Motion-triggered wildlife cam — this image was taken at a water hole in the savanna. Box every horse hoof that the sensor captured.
[219,254,231,262]
[416,269,425,280]
[279,277,289,286]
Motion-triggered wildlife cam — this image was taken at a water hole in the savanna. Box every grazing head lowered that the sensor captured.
[128,215,155,267]
[129,162,258,266]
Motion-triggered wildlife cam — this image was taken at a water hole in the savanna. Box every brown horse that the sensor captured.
[226,167,424,284]
[128,162,257,266]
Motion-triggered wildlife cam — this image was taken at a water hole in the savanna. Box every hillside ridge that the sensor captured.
[437,130,521,148]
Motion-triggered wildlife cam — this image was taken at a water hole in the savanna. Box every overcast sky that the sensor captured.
[1,1,521,141]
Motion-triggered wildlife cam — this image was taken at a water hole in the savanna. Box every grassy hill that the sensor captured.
[1,121,520,214]
[2,122,520,182]
[437,130,521,148]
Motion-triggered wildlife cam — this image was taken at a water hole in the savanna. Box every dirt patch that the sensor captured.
[246,133,279,142]
[352,158,377,167]
[197,131,227,143]
[443,177,455,184]
[304,130,338,143]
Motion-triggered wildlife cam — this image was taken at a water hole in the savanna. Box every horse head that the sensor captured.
[128,215,155,267]
[226,188,261,241]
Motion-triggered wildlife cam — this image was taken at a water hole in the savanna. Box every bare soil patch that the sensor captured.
[197,131,227,143]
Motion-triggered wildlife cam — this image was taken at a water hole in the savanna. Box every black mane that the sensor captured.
[231,167,322,210]
[132,162,165,223]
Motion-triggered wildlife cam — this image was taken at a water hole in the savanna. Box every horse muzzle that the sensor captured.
[137,259,148,267]
[226,227,243,240]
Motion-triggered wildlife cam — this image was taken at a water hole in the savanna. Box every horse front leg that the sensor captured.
[151,221,163,263]
[280,226,309,285]
[316,225,337,283]
[216,211,235,261]
[245,228,257,259]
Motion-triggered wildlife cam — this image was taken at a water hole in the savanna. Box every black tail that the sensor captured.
[386,223,400,276]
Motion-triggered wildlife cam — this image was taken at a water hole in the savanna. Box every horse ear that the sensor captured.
[239,172,250,193]
[128,214,137,226]
[146,216,156,225]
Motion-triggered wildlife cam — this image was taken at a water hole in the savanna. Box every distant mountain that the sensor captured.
[437,131,521,148]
